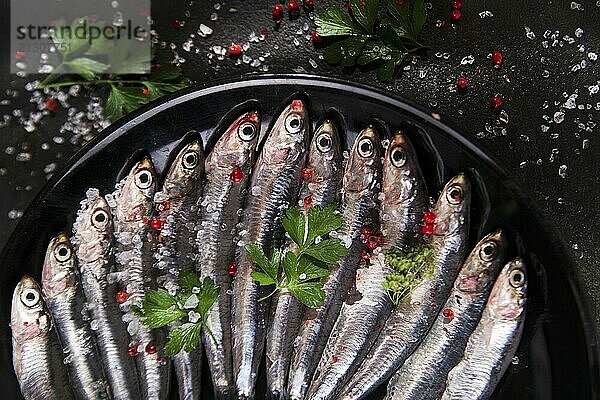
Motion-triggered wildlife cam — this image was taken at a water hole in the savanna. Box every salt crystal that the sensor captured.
[589,85,599,95]
[524,27,536,40]
[558,164,568,178]
[460,55,475,65]
[16,152,31,162]
[574,28,584,37]
[198,24,213,37]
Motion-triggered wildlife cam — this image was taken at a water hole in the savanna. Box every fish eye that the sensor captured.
[316,133,333,153]
[182,151,199,170]
[357,137,374,158]
[285,114,303,134]
[54,243,72,263]
[390,146,406,168]
[91,209,109,229]
[238,122,257,141]
[20,288,40,308]
[446,184,463,205]
[509,268,526,288]
[479,241,497,262]
[135,169,153,189]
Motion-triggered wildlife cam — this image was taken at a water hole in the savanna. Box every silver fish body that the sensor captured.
[73,191,142,400]
[112,157,171,400]
[340,173,471,400]
[266,119,343,399]
[155,138,206,400]
[385,230,507,400]
[197,110,261,399]
[232,100,310,399]
[11,276,74,400]
[287,125,382,400]
[41,233,110,399]
[441,258,527,400]
[308,132,427,400]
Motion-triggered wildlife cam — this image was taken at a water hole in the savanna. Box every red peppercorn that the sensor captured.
[489,96,503,109]
[390,335,395,339]
[127,344,139,357]
[142,216,149,224]
[303,195,313,208]
[157,201,170,213]
[145,344,158,354]
[491,50,503,66]
[288,0,300,13]
[142,87,150,95]
[45,98,58,112]
[303,0,314,7]
[457,77,468,90]
[332,355,339,363]
[228,44,243,56]
[291,99,303,112]
[272,3,284,19]
[172,19,181,29]
[423,211,436,224]
[361,227,373,236]
[150,219,165,231]
[15,51,25,60]
[311,30,323,44]
[231,168,244,183]
[228,261,237,276]
[116,290,129,303]
[421,224,434,235]
[360,250,371,260]
[301,168,313,179]
[366,235,379,249]
[450,9,461,21]
[260,27,269,38]
[442,308,454,321]
[451,0,462,9]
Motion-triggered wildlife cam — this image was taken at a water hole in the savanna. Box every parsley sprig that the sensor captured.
[133,271,220,356]
[382,244,435,306]
[316,0,428,81]
[246,205,348,308]
[36,18,189,121]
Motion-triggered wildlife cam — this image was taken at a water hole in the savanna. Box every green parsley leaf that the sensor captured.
[356,42,395,66]
[289,282,326,308]
[196,277,220,317]
[377,52,405,81]
[350,0,380,34]
[297,257,329,281]
[136,288,187,328]
[378,23,407,50]
[165,323,201,356]
[316,6,365,37]
[303,238,348,264]
[323,36,368,67]
[282,252,300,286]
[105,85,144,121]
[245,243,280,281]
[282,207,305,247]
[412,0,427,37]
[178,270,202,292]
[305,205,344,246]
[250,272,278,286]
[63,57,109,79]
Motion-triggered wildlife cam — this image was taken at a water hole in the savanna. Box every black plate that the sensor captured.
[0,75,598,399]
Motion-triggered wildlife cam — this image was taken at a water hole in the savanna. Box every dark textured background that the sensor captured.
[0,0,598,345]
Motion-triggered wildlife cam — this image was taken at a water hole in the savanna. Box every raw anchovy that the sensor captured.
[41,233,110,399]
[340,173,471,400]
[112,157,170,400]
[266,119,343,399]
[73,190,142,399]
[11,276,74,400]
[154,138,205,400]
[232,99,310,399]
[385,230,507,400]
[308,132,427,400]
[287,125,382,400]
[441,258,527,400]
[196,110,261,399]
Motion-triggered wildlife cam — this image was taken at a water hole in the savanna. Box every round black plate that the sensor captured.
[0,75,598,399]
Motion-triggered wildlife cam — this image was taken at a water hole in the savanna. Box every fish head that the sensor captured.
[206,111,260,172]
[41,233,77,297]
[306,119,343,183]
[11,276,51,344]
[432,173,471,237]
[343,125,382,193]
[260,100,309,166]
[456,229,507,293]
[74,196,113,263]
[163,139,205,200]
[487,258,527,320]
[116,156,157,223]
[382,132,423,206]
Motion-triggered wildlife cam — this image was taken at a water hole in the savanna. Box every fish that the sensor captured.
[72,190,142,399]
[232,99,310,399]
[307,132,427,400]
[266,119,343,399]
[11,276,74,400]
[41,233,110,399]
[384,229,507,400]
[339,173,471,400]
[196,109,261,399]
[153,137,205,400]
[287,125,382,400]
[111,156,170,400]
[441,258,527,400]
